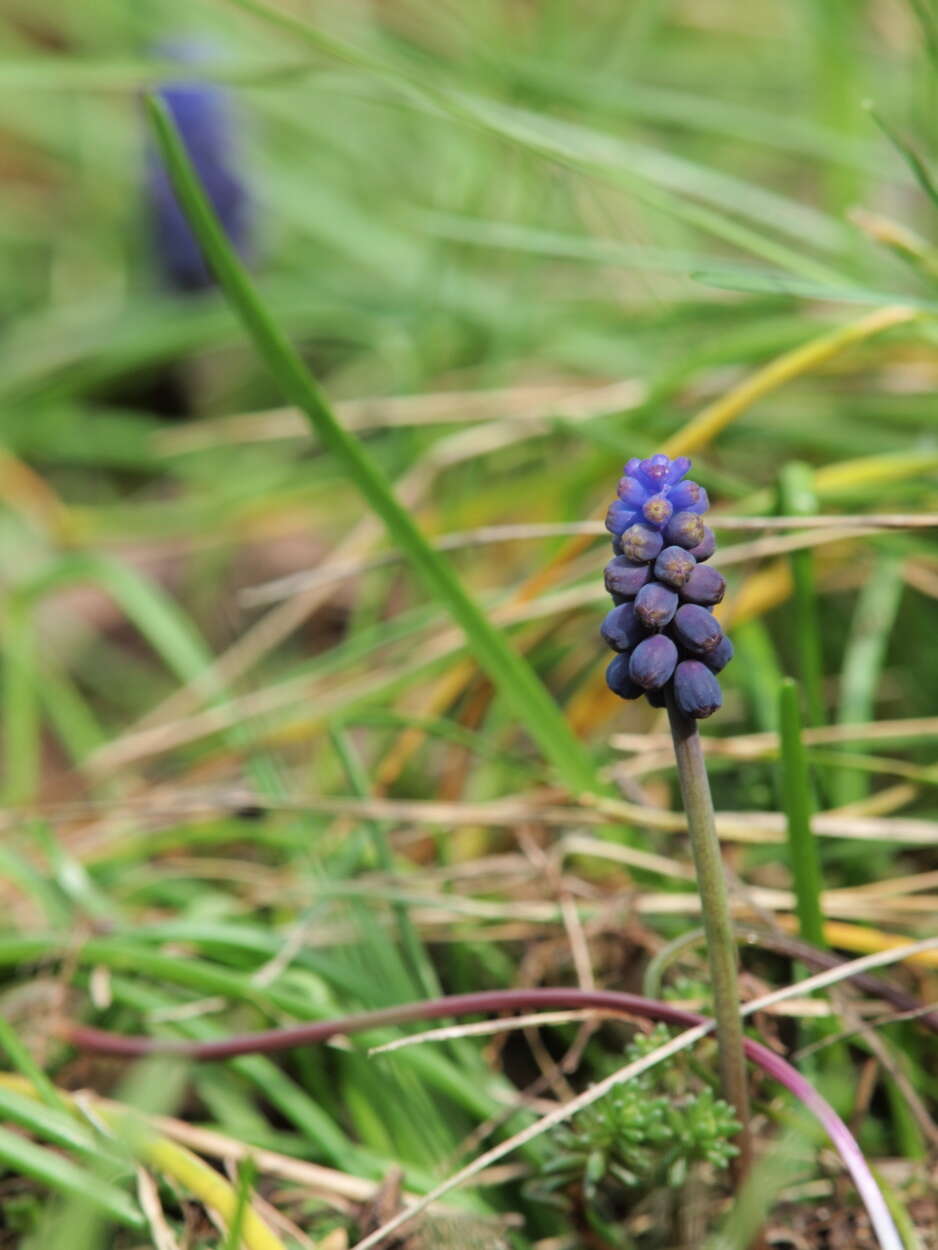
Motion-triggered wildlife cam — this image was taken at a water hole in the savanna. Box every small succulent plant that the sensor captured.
[534,1027,739,1215]
[601,454,732,718]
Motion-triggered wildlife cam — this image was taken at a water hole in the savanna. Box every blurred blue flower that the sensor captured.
[146,41,251,292]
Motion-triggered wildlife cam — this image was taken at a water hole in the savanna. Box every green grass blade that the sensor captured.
[0,1123,144,1231]
[23,553,215,690]
[225,0,849,282]
[0,1085,104,1161]
[693,266,936,312]
[707,1129,809,1250]
[0,844,69,926]
[329,726,438,997]
[36,667,107,765]
[0,1015,67,1114]
[808,0,862,214]
[874,1165,929,1250]
[730,620,782,733]
[0,55,315,92]
[145,94,599,796]
[223,1155,257,1250]
[2,592,40,804]
[833,554,905,807]
[869,107,938,216]
[778,463,826,733]
[777,677,826,948]
[907,0,938,65]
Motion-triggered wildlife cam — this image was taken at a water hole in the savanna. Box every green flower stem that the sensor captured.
[666,694,752,1178]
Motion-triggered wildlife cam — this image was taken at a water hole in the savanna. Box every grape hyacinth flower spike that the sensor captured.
[600,453,751,1177]
[601,454,730,716]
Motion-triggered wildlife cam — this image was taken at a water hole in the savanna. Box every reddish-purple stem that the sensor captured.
[66,987,900,1248]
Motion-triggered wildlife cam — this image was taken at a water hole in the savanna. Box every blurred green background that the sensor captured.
[0,2,937,1247]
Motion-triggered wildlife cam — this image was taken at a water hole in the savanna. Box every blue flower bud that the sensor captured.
[664,456,692,485]
[645,688,668,708]
[617,476,649,508]
[619,523,664,563]
[679,564,726,607]
[600,603,646,652]
[604,557,652,599]
[672,604,723,654]
[663,510,706,550]
[674,660,723,718]
[639,454,672,490]
[634,582,679,629]
[703,635,734,673]
[605,501,637,536]
[688,526,716,562]
[624,457,642,476]
[668,480,709,514]
[653,545,696,589]
[641,494,674,529]
[629,634,678,689]
[606,653,644,700]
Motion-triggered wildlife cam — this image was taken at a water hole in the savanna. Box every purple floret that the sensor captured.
[668,480,709,514]
[629,634,678,689]
[674,660,723,718]
[635,582,679,629]
[619,523,664,564]
[663,511,706,550]
[672,603,723,655]
[640,494,674,529]
[679,564,726,607]
[638,454,673,490]
[664,456,692,484]
[604,557,652,599]
[617,475,650,508]
[606,654,644,700]
[703,635,734,674]
[605,500,637,536]
[600,603,646,653]
[688,526,716,562]
[654,546,696,589]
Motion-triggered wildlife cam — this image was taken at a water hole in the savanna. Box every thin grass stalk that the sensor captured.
[329,726,438,998]
[778,463,826,736]
[833,554,905,808]
[666,693,752,1177]
[223,1156,257,1250]
[778,677,826,948]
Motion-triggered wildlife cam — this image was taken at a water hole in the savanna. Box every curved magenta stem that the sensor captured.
[67,986,900,1248]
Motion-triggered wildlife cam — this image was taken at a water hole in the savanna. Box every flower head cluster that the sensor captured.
[601,454,732,719]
